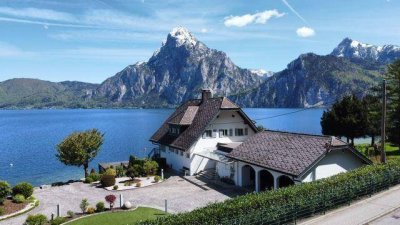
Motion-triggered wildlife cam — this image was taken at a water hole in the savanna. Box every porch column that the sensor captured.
[274,175,279,190]
[255,170,260,192]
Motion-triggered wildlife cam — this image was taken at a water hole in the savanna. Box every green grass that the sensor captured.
[356,143,400,163]
[66,207,167,225]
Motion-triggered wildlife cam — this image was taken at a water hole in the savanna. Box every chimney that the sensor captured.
[201,89,212,102]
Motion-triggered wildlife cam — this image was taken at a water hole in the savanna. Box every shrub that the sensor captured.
[80,199,89,213]
[113,185,119,190]
[67,210,74,218]
[0,207,4,216]
[12,182,33,198]
[84,177,94,184]
[88,172,101,182]
[25,214,47,225]
[154,175,160,183]
[126,164,141,180]
[86,207,95,214]
[136,160,400,225]
[50,217,67,225]
[90,168,96,174]
[103,168,116,177]
[0,181,11,204]
[96,201,105,212]
[101,174,116,187]
[124,181,134,186]
[13,194,25,203]
[143,160,159,176]
[135,182,142,187]
[116,165,125,178]
[105,195,116,209]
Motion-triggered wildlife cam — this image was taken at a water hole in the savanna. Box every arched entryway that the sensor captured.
[242,165,256,191]
[278,175,294,188]
[259,170,274,191]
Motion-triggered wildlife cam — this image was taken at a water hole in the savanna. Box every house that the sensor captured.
[150,90,371,192]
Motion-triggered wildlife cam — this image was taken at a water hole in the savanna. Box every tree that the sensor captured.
[143,160,159,175]
[362,95,381,146]
[386,59,400,146]
[126,164,141,180]
[105,194,116,209]
[321,95,368,145]
[80,199,89,213]
[0,181,11,204]
[56,129,104,178]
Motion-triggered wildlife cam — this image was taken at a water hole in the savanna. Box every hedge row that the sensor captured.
[136,160,400,225]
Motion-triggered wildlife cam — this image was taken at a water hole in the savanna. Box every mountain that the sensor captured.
[331,37,400,64]
[0,78,99,109]
[250,69,274,81]
[95,27,262,107]
[231,53,384,107]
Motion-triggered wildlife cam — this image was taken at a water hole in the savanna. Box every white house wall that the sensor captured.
[302,150,365,182]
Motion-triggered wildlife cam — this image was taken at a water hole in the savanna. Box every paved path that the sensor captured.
[369,207,400,225]
[300,184,400,225]
[0,176,246,225]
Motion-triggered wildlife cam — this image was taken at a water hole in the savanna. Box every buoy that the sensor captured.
[10,163,13,167]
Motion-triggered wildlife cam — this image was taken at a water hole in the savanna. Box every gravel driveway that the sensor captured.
[0,176,247,225]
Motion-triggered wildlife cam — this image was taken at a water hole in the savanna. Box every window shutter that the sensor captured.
[235,128,238,136]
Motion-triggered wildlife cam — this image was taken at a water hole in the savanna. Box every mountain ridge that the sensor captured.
[0,28,398,109]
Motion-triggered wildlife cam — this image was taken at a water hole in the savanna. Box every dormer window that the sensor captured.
[169,125,180,135]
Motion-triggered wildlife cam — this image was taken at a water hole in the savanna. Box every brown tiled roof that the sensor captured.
[150,97,251,150]
[227,130,370,177]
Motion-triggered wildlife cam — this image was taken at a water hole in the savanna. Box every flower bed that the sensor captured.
[0,197,39,221]
[102,176,162,191]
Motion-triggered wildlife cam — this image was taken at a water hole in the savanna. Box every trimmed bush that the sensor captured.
[96,201,105,212]
[25,214,47,225]
[84,177,94,184]
[136,160,400,225]
[103,168,116,177]
[113,185,119,190]
[86,207,95,214]
[13,194,25,203]
[88,172,101,182]
[0,181,11,204]
[67,210,74,218]
[105,195,116,209]
[116,165,125,178]
[12,182,33,198]
[101,174,116,187]
[80,199,89,213]
[143,160,159,176]
[154,175,160,183]
[135,182,142,187]
[50,217,67,225]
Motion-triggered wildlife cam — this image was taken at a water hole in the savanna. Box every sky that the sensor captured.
[0,0,399,83]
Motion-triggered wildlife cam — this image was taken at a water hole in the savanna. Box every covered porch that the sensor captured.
[236,161,296,192]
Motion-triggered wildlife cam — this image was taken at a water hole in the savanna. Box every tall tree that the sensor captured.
[321,95,368,145]
[56,129,104,178]
[362,95,381,146]
[386,59,400,146]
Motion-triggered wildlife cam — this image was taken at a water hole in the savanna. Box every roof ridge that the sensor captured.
[263,129,332,139]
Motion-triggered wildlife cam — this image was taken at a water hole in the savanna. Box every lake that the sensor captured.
[0,108,324,186]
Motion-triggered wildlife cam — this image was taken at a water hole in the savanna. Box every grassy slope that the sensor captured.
[66,207,167,225]
[356,143,400,163]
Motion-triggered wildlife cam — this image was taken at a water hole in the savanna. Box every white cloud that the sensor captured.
[224,10,284,27]
[0,42,36,58]
[201,28,208,33]
[296,26,315,37]
[0,7,76,22]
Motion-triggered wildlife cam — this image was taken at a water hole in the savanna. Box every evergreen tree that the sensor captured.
[386,59,400,146]
[362,95,381,146]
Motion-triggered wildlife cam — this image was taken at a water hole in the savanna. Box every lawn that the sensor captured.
[66,207,167,225]
[355,143,400,163]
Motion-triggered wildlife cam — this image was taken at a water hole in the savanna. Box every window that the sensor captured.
[229,129,233,136]
[235,128,244,136]
[244,128,248,135]
[219,129,228,137]
[175,149,179,154]
[160,145,166,152]
[180,151,183,156]
[212,129,217,138]
[186,153,190,158]
[202,130,212,138]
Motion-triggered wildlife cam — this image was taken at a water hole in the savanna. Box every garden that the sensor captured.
[0,181,38,221]
[84,155,163,191]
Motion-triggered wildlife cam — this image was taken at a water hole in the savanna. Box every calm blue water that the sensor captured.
[0,108,324,186]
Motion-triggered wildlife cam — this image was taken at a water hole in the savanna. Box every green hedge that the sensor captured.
[136,160,400,225]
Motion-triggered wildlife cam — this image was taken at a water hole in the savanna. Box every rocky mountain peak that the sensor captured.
[331,37,400,63]
[166,26,198,47]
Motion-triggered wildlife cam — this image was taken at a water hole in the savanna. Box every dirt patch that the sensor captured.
[0,199,28,215]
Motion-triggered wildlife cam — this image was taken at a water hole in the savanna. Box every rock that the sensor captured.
[124,201,132,209]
